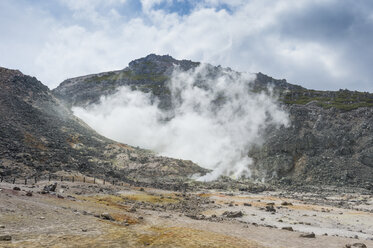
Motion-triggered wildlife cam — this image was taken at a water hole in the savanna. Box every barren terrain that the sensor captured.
[1,180,372,248]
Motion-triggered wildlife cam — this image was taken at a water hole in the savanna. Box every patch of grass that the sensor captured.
[86,70,169,84]
[81,193,178,209]
[10,224,265,248]
[110,213,138,224]
[122,193,179,204]
[138,226,265,248]
[317,101,373,111]
[80,195,129,210]
[198,193,214,198]
[129,73,168,82]
[24,133,47,150]
[282,89,373,111]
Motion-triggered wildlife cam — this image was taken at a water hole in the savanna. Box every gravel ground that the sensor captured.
[0,180,372,248]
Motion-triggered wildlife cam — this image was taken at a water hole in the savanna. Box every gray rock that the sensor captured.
[43,183,57,192]
[281,201,293,206]
[223,211,243,218]
[265,205,276,212]
[299,232,315,238]
[100,213,114,221]
[282,226,293,231]
[345,243,367,248]
[0,235,11,241]
[360,149,373,167]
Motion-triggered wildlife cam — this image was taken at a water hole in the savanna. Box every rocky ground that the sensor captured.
[1,59,373,247]
[1,180,372,248]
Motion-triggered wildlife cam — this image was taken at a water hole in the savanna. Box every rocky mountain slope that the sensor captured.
[53,54,373,188]
[53,54,200,110]
[0,67,207,184]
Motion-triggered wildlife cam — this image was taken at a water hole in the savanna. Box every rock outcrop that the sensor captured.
[249,103,373,187]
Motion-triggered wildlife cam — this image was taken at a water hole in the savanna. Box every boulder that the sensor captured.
[299,232,315,238]
[282,226,294,231]
[0,235,11,241]
[100,213,114,221]
[43,182,57,192]
[265,205,276,212]
[345,243,367,248]
[223,211,243,218]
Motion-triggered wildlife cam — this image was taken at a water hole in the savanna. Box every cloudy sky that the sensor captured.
[0,0,372,91]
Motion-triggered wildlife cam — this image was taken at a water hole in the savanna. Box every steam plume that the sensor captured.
[73,65,289,181]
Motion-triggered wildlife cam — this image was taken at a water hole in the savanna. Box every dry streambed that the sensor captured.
[0,181,372,248]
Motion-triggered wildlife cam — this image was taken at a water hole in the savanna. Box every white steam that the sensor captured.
[73,65,289,181]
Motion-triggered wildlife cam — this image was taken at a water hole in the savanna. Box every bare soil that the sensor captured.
[0,180,372,248]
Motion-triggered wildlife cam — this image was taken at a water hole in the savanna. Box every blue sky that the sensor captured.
[0,0,372,92]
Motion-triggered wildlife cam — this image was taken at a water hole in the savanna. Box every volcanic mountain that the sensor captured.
[53,54,373,188]
[1,54,373,189]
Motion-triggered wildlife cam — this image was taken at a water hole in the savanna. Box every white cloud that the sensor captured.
[0,0,372,91]
[60,0,127,11]
[140,0,170,13]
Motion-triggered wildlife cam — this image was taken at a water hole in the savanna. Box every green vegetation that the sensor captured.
[85,71,130,82]
[282,89,373,111]
[129,73,168,82]
[86,70,169,83]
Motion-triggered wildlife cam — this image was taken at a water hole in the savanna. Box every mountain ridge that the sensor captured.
[54,54,373,111]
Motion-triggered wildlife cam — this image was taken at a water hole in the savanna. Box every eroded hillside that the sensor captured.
[0,67,207,184]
